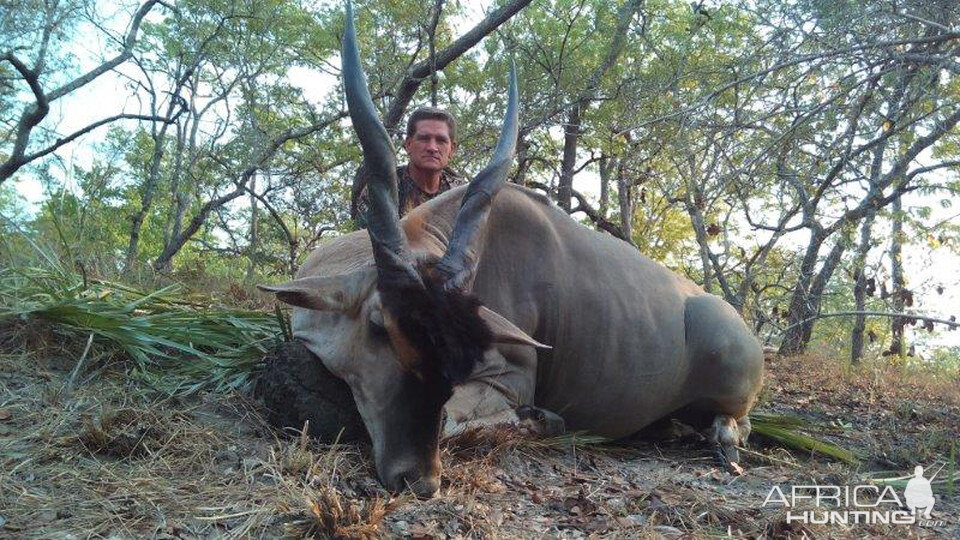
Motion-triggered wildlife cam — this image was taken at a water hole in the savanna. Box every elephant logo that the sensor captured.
[903,465,935,519]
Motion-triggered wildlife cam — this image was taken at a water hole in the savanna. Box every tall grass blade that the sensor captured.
[750,412,860,465]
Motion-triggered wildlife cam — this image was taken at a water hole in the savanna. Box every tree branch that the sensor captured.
[246,186,293,246]
[151,110,350,271]
[826,106,960,233]
[47,0,163,102]
[0,52,50,183]
[777,311,959,335]
[23,113,180,164]
[0,0,163,184]
[617,33,960,136]
[2,53,46,107]
[906,159,960,181]
[381,0,534,131]
[527,180,633,244]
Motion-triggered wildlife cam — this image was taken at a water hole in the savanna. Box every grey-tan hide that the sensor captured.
[291,183,763,440]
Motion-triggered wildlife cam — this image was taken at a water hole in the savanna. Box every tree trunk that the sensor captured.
[684,181,713,293]
[557,103,581,212]
[160,122,190,271]
[617,161,633,241]
[797,238,848,348]
[599,155,614,217]
[850,211,876,363]
[512,136,531,185]
[124,130,166,274]
[779,229,826,355]
[245,175,259,284]
[781,229,852,355]
[889,195,907,357]
[426,0,443,107]
[125,82,184,274]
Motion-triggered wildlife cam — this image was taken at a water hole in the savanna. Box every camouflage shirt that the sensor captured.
[355,166,464,229]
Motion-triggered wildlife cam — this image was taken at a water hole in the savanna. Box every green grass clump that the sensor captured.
[0,264,282,395]
[750,412,861,465]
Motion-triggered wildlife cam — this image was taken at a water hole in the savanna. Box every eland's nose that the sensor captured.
[387,469,440,499]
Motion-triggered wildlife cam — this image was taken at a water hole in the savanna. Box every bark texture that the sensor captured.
[850,211,876,363]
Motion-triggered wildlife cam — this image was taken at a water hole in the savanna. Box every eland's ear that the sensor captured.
[478,306,551,349]
[258,268,376,312]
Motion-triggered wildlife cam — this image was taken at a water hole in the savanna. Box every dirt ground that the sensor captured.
[1,348,958,539]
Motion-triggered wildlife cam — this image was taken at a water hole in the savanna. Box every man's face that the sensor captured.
[404,119,456,173]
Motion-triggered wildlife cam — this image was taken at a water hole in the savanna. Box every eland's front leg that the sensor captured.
[442,382,564,437]
[442,348,563,437]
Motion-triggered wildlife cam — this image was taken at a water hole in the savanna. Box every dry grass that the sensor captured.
[1,342,957,538]
[763,349,960,467]
[0,349,391,538]
[767,347,960,406]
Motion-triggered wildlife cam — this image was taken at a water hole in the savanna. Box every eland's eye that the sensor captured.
[368,318,389,339]
[368,308,389,340]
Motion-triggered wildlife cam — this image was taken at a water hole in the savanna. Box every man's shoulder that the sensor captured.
[441,168,467,187]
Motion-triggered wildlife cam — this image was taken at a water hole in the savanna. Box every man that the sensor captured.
[354,107,464,228]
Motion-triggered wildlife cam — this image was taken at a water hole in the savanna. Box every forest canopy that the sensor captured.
[2,0,959,362]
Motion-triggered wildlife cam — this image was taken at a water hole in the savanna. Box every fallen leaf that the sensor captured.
[0,409,11,421]
[408,522,434,540]
[615,514,646,527]
[654,525,683,537]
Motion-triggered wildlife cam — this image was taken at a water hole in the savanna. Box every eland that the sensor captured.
[260,2,763,498]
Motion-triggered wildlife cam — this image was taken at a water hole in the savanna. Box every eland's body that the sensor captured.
[290,183,762,449]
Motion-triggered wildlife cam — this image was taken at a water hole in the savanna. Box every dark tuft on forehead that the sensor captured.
[377,261,490,391]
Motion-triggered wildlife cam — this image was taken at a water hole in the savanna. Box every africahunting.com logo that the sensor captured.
[762,464,949,527]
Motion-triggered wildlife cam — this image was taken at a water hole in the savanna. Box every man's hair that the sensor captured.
[405,107,457,143]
